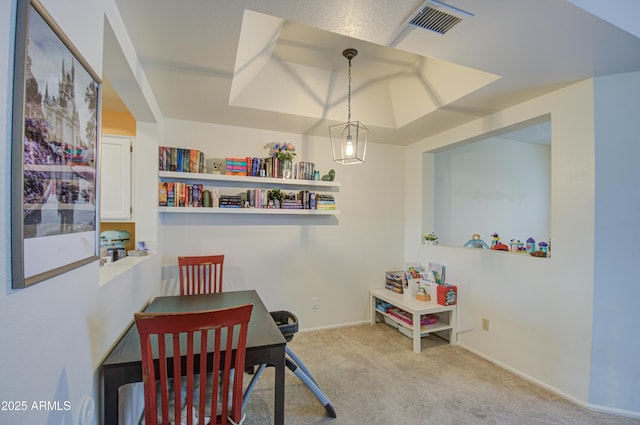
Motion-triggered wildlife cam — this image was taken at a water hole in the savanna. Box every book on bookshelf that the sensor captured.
[170,148,178,171]
[281,199,303,209]
[159,182,167,206]
[182,149,191,172]
[225,157,248,176]
[158,146,205,173]
[190,150,198,173]
[166,182,175,206]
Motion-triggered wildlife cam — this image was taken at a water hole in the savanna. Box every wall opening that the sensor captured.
[424,115,551,252]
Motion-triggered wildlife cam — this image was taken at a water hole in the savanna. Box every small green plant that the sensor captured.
[267,188,285,202]
[424,232,438,241]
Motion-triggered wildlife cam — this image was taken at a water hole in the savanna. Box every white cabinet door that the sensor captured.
[100,135,133,221]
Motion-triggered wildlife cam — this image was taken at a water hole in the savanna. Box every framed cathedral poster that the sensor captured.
[11,0,101,288]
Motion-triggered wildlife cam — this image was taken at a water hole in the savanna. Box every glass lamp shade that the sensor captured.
[329,121,368,165]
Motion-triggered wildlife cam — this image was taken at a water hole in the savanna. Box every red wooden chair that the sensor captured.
[178,255,225,295]
[134,304,253,425]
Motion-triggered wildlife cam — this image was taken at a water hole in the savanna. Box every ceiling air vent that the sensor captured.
[408,0,473,35]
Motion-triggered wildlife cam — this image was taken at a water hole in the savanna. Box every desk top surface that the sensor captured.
[103,290,286,367]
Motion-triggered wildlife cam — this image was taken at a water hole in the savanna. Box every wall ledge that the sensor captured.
[99,252,156,287]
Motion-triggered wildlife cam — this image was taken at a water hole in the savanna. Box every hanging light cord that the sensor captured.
[347,56,352,125]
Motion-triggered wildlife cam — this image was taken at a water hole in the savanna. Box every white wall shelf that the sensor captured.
[159,171,340,190]
[158,170,339,216]
[158,206,339,215]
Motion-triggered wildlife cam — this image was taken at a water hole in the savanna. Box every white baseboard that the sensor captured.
[458,343,640,420]
[588,403,640,420]
[299,320,369,334]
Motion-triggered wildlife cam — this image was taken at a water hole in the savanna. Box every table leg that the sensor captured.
[273,345,286,425]
[103,368,121,425]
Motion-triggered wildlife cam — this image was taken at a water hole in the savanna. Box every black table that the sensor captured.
[101,290,286,425]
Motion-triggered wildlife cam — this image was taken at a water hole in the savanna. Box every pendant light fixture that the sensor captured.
[329,48,368,165]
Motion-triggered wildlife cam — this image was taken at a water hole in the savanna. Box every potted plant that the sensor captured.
[424,232,438,245]
[267,142,296,179]
[267,188,285,208]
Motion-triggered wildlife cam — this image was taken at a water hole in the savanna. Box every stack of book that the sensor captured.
[218,194,242,208]
[225,158,248,176]
[316,194,336,210]
[159,146,205,173]
[281,199,303,209]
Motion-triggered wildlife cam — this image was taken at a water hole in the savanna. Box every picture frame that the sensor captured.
[11,0,101,288]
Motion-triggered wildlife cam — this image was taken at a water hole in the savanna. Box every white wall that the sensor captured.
[432,137,551,247]
[158,118,405,330]
[0,1,162,424]
[590,71,640,416]
[405,80,597,407]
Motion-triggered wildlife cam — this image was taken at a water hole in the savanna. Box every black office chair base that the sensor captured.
[242,311,336,418]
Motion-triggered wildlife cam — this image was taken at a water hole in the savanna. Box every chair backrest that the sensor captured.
[178,255,225,295]
[134,303,253,425]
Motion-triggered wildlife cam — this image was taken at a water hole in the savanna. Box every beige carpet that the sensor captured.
[242,323,640,425]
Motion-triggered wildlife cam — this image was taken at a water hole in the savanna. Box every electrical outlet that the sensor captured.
[482,318,490,331]
[311,297,319,309]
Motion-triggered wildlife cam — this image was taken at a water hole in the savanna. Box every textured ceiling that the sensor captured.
[106,0,640,146]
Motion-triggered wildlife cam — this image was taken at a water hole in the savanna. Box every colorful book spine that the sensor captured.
[190,150,198,173]
[166,182,175,207]
[159,182,167,206]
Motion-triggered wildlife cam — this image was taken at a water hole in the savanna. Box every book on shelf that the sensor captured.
[246,188,269,208]
[281,199,303,209]
[427,262,446,285]
[309,192,316,209]
[159,146,205,173]
[190,150,198,173]
[316,194,335,201]
[316,199,336,210]
[166,182,175,207]
[182,149,191,173]
[263,157,273,178]
[170,148,178,171]
[190,184,203,207]
[297,191,308,209]
[385,270,405,293]
[219,194,242,208]
[225,157,248,176]
[159,147,168,172]
[176,149,184,172]
[296,161,315,180]
[159,182,167,206]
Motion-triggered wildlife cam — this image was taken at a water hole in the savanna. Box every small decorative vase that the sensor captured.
[202,190,212,207]
[283,159,293,179]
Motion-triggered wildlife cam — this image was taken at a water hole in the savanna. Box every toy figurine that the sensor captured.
[464,234,489,249]
[538,241,549,256]
[490,233,509,250]
[526,237,536,253]
[509,239,525,252]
